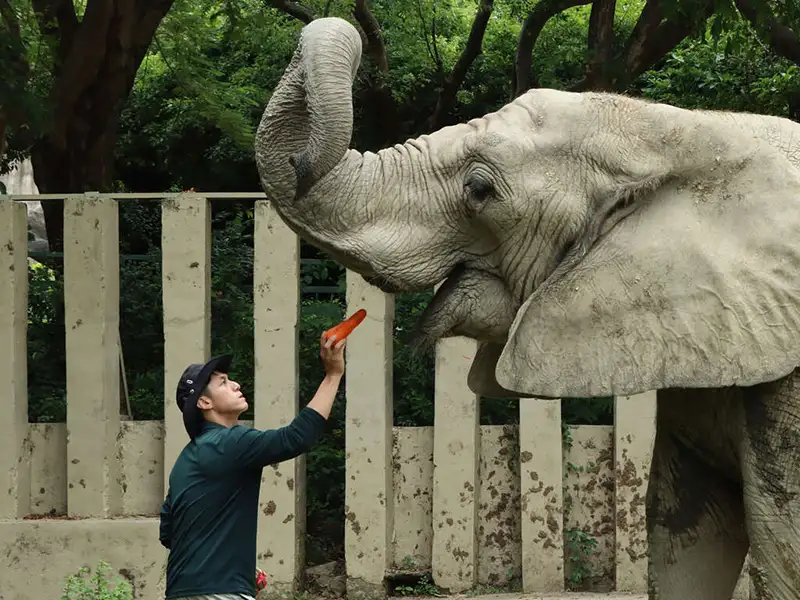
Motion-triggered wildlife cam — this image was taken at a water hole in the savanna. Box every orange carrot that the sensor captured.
[324,309,367,342]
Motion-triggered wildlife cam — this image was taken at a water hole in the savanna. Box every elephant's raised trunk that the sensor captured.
[255,18,363,204]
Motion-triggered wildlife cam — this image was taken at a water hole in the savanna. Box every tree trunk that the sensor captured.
[514,0,592,97]
[734,0,800,65]
[30,0,175,251]
[353,0,401,145]
[427,0,494,131]
[583,0,617,91]
[569,0,714,93]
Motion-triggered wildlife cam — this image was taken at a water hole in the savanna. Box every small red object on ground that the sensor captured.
[323,308,367,342]
[255,568,268,592]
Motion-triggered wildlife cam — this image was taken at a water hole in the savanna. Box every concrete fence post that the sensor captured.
[161,192,211,490]
[64,193,122,517]
[519,398,565,592]
[431,336,479,593]
[0,199,31,518]
[614,391,657,593]
[344,272,394,600]
[253,200,305,596]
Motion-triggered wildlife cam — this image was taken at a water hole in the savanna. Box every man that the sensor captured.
[159,333,345,600]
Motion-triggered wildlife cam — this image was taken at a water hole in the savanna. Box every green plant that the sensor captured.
[394,574,442,597]
[60,560,133,600]
[564,527,598,590]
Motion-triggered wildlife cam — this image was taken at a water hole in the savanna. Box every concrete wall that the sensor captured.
[3,421,752,599]
[0,193,753,599]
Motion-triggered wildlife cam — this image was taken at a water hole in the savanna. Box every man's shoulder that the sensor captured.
[195,423,263,451]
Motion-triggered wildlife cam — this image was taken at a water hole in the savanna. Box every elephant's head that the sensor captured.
[255,17,800,399]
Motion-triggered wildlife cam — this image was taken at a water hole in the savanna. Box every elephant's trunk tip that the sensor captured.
[255,16,363,205]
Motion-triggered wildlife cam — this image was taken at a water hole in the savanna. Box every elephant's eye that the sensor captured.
[464,172,494,203]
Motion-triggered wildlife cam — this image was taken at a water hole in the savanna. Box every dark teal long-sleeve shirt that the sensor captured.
[159,407,326,598]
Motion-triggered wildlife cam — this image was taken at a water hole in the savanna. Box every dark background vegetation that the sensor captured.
[3,0,798,575]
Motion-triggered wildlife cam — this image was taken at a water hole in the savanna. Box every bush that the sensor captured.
[60,560,133,600]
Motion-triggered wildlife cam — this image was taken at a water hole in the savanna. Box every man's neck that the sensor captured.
[204,412,239,429]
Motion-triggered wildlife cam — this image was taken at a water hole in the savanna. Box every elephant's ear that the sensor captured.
[495,152,800,399]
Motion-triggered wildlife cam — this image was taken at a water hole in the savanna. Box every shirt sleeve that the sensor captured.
[159,490,172,549]
[223,406,327,469]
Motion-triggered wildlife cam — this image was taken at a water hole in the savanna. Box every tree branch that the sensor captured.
[570,0,714,92]
[0,0,22,42]
[428,0,494,131]
[623,1,714,85]
[619,0,662,76]
[1,0,29,79]
[734,0,800,65]
[583,0,616,90]
[353,0,388,72]
[416,0,440,72]
[352,0,400,144]
[514,0,592,97]
[265,0,315,23]
[31,0,79,60]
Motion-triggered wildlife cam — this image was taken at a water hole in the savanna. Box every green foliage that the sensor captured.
[564,527,598,590]
[636,22,799,116]
[60,561,133,600]
[394,574,442,597]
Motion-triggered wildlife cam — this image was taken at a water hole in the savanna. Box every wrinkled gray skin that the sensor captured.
[255,17,800,600]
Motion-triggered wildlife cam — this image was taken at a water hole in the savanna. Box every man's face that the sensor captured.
[197,371,248,417]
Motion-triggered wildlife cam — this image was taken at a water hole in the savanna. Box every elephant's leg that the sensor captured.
[647,391,749,600]
[741,374,800,600]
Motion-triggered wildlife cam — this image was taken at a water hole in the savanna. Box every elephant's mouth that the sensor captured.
[362,274,405,294]
[411,264,519,348]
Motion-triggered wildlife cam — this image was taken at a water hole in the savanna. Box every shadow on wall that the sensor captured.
[1,158,49,252]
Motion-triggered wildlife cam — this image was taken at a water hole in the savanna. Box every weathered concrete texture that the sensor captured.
[347,576,389,600]
[520,400,564,593]
[64,196,121,518]
[20,419,667,594]
[161,191,211,491]
[0,518,167,599]
[392,427,434,570]
[388,424,619,590]
[477,426,521,588]
[613,393,656,594]
[0,199,30,519]
[344,275,394,590]
[253,200,305,592]
[562,425,615,590]
[432,337,480,592]
[29,424,67,515]
[118,421,164,516]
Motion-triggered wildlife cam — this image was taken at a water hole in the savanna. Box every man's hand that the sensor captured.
[307,334,345,420]
[320,333,345,377]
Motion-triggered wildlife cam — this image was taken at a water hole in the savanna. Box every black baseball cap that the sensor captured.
[176,354,233,439]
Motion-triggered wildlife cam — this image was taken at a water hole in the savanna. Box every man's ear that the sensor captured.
[196,394,213,410]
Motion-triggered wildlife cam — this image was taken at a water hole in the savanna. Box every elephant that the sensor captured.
[253,16,800,600]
